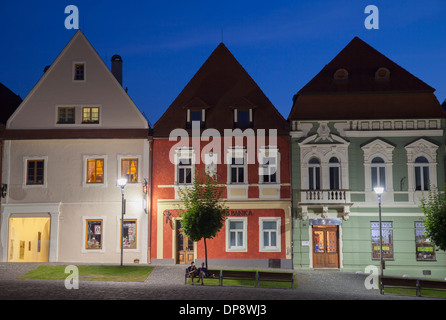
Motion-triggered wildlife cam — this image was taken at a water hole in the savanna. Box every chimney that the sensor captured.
[111,54,123,86]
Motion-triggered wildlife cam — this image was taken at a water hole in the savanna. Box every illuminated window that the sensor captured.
[121,219,137,249]
[82,107,100,124]
[415,222,436,261]
[121,158,139,183]
[371,222,393,260]
[86,219,102,250]
[86,158,104,184]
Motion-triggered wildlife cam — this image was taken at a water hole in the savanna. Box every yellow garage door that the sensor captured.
[8,217,50,262]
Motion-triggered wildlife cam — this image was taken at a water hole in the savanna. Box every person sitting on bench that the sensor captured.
[198,262,207,285]
[186,261,198,284]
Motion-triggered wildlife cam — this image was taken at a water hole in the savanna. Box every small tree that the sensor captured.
[178,170,228,269]
[420,186,446,251]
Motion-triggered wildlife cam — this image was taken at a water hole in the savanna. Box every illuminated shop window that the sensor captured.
[86,220,103,250]
[415,222,436,261]
[371,222,393,260]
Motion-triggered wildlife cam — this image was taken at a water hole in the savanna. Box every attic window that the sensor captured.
[73,62,85,81]
[187,109,205,129]
[234,109,253,129]
[375,67,390,81]
[334,68,349,81]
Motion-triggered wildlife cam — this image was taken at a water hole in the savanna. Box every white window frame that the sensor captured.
[259,217,281,252]
[83,155,107,187]
[405,138,438,192]
[258,146,280,184]
[361,139,394,193]
[187,109,205,125]
[174,148,195,185]
[23,156,48,189]
[227,147,248,184]
[117,155,142,185]
[226,217,247,252]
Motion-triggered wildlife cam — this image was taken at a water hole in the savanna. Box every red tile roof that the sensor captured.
[153,43,288,137]
[288,37,444,120]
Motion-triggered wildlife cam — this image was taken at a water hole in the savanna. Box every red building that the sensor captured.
[149,43,291,269]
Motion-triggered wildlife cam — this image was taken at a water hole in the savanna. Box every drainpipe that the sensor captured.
[288,128,294,270]
[147,135,153,264]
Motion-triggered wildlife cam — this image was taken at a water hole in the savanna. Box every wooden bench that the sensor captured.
[185,268,220,284]
[381,276,446,297]
[419,279,446,296]
[257,271,295,288]
[220,270,257,286]
[380,276,420,296]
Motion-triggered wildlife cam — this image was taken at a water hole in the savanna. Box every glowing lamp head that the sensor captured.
[117,178,127,187]
[374,187,384,195]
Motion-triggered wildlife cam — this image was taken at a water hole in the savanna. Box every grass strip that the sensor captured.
[19,265,154,282]
[385,287,446,298]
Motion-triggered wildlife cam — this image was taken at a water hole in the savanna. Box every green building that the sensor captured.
[289,37,446,279]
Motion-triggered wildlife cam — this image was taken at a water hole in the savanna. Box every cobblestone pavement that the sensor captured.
[0,263,439,301]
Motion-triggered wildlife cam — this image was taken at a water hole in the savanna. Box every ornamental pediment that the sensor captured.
[361,139,395,162]
[404,138,438,163]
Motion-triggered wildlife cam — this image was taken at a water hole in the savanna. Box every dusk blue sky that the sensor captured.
[1,1,445,125]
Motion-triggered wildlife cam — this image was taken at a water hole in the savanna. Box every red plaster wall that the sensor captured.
[150,135,290,261]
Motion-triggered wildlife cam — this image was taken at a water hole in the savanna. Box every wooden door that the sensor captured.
[312,225,339,268]
[177,221,194,264]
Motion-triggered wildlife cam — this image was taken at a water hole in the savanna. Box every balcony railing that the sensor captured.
[300,189,350,204]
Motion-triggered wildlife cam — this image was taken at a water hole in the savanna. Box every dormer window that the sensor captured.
[375,67,390,81]
[334,68,349,81]
[73,62,85,81]
[234,108,252,129]
[187,109,205,129]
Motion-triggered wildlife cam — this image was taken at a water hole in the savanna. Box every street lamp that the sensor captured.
[374,186,384,290]
[118,178,127,266]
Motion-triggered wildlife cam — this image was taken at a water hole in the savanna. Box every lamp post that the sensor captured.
[374,186,384,292]
[118,178,127,266]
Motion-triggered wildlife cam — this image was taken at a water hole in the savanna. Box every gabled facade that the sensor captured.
[151,43,292,268]
[289,37,446,278]
[0,31,151,263]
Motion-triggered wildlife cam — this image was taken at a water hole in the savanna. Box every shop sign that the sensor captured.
[229,210,253,216]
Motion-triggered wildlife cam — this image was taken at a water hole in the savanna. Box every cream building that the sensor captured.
[0,30,150,263]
